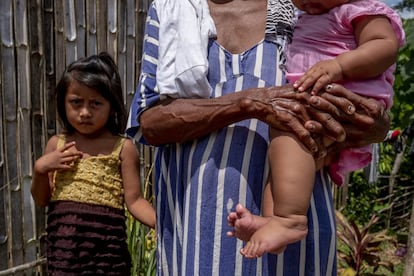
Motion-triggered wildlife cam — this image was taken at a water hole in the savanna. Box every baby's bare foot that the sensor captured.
[227,204,270,241]
[241,214,308,258]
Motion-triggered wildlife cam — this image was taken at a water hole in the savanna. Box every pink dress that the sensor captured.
[286,0,405,185]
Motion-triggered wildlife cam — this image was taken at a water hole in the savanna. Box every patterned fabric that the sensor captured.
[46,201,131,275]
[127,2,337,275]
[265,0,295,43]
[51,135,125,209]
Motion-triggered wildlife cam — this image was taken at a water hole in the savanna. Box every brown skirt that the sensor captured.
[46,200,131,275]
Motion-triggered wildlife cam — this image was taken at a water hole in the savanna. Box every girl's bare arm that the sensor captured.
[121,138,156,228]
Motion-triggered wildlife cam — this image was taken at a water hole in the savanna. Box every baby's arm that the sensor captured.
[295,15,399,94]
[31,136,83,206]
[121,139,156,228]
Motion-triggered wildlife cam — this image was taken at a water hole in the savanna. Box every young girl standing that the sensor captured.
[31,52,155,275]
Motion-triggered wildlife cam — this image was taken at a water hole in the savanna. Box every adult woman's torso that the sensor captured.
[132,1,337,274]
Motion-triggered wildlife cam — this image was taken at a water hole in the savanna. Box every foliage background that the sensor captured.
[337,11,414,275]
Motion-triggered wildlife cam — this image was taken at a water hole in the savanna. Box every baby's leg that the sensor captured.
[241,129,315,258]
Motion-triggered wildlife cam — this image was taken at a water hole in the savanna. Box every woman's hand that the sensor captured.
[305,83,389,155]
[249,84,350,156]
[245,84,318,153]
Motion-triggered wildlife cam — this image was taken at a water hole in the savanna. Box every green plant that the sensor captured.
[336,211,396,275]
[343,171,390,228]
[127,161,157,276]
[127,216,157,276]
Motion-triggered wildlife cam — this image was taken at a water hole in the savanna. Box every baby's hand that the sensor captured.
[294,59,343,95]
[35,142,83,174]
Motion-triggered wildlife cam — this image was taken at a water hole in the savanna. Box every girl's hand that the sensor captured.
[34,141,83,174]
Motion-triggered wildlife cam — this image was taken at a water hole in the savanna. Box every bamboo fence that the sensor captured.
[0,0,152,274]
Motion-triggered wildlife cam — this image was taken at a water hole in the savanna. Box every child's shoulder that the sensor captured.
[42,134,66,153]
[118,136,139,160]
[334,0,402,28]
[119,136,135,152]
[46,134,65,147]
[344,0,396,13]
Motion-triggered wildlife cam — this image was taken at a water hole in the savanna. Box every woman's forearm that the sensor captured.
[140,95,251,145]
[140,85,318,147]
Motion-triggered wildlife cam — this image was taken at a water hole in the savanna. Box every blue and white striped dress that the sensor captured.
[127,3,337,275]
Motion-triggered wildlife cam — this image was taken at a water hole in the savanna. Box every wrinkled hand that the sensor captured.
[35,142,83,174]
[306,84,389,154]
[246,84,317,153]
[247,84,347,156]
[294,59,343,95]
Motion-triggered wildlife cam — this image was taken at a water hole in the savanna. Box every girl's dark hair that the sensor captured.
[55,52,127,135]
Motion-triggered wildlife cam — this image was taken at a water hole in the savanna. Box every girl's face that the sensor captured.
[65,79,111,136]
[291,0,349,15]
